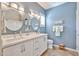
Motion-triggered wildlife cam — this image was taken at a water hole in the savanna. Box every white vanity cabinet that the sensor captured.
[2,33,48,56]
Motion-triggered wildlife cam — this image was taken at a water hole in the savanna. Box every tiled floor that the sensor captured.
[42,47,78,56]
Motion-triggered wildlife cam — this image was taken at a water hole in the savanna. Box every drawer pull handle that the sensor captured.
[35,48,39,50]
[34,41,39,43]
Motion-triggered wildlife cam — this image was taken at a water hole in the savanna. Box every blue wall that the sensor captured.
[46,2,76,49]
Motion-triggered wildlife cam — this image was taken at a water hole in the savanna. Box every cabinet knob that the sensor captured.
[44,38,46,41]
[21,44,25,53]
[23,47,25,52]
[35,48,39,50]
[21,49,23,53]
[35,41,38,43]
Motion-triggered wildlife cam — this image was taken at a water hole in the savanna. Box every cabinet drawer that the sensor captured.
[33,39,39,43]
[33,49,39,56]
[3,43,24,56]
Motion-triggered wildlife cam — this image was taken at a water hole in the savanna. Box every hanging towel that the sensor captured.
[55,26,60,36]
[53,26,56,32]
[60,25,63,32]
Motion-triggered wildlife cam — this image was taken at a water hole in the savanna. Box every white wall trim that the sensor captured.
[76,2,79,56]
[54,44,79,55]
[65,47,78,52]
[47,44,79,55]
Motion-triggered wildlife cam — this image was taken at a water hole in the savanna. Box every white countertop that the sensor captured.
[1,32,48,48]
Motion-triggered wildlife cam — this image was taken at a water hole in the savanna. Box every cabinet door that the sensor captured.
[43,36,47,50]
[24,40,33,56]
[34,36,47,55]
[3,43,25,56]
[39,36,47,55]
[37,37,42,55]
[33,38,39,56]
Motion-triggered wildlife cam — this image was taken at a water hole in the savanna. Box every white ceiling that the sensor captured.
[37,2,65,10]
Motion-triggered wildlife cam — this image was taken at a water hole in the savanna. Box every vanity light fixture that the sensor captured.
[30,9,34,16]
[28,13,33,19]
[37,15,40,20]
[2,2,10,6]
[18,7,24,11]
[1,3,7,9]
[29,9,41,20]
[31,12,35,16]
[10,3,18,9]
[34,13,37,17]
[1,2,25,12]
[35,14,39,19]
[1,2,11,10]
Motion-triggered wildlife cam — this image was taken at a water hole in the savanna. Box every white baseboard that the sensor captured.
[65,47,77,52]
[54,44,79,54]
[48,44,79,53]
[47,44,79,55]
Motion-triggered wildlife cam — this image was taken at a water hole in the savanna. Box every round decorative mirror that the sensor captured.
[5,20,23,31]
[3,8,24,31]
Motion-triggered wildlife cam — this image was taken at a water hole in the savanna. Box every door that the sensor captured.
[76,3,79,50]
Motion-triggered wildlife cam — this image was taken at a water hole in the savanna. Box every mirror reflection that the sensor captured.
[0,2,41,34]
[0,2,30,34]
[31,17,40,32]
